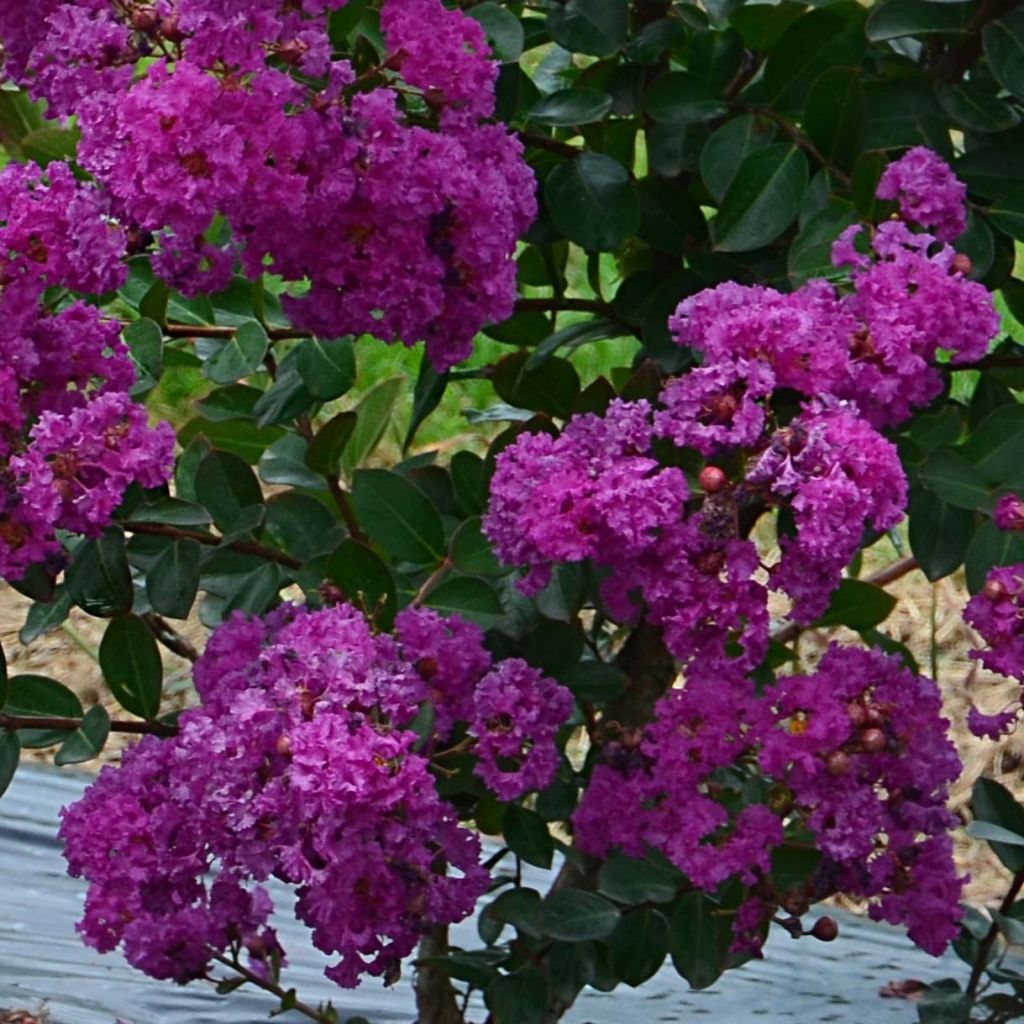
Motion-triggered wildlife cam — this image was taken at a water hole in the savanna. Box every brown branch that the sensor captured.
[739,106,853,189]
[411,558,452,608]
[123,321,312,341]
[514,297,616,316]
[516,129,582,159]
[142,612,200,663]
[0,712,177,737]
[967,868,1024,996]
[414,926,464,1024]
[932,0,1021,83]
[120,520,303,570]
[772,556,920,647]
[209,953,334,1024]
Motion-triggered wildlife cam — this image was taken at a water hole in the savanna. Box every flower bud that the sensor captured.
[825,750,851,776]
[131,5,160,32]
[699,466,727,494]
[864,705,885,727]
[847,702,867,728]
[276,734,292,757]
[810,916,838,942]
[160,14,186,43]
[859,727,886,754]
[951,253,972,276]
[984,578,1009,602]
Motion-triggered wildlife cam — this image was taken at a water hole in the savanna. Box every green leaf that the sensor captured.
[453,452,489,517]
[146,539,201,620]
[935,79,1020,134]
[4,674,83,748]
[530,88,613,126]
[973,777,1024,872]
[485,969,549,1024]
[327,539,398,629]
[264,493,342,561]
[637,179,707,255]
[20,587,73,646]
[0,88,43,158]
[128,498,213,527]
[669,892,731,990]
[524,317,624,372]
[195,450,264,532]
[253,367,316,427]
[222,562,285,617]
[545,153,640,253]
[608,908,670,987]
[598,853,684,905]
[966,519,1024,593]
[258,434,324,490]
[423,577,503,628]
[558,661,627,703]
[295,336,356,401]
[203,320,269,384]
[700,115,776,203]
[957,403,1024,485]
[306,412,357,475]
[919,449,993,511]
[908,488,973,583]
[804,67,865,169]
[467,2,524,61]
[55,705,111,766]
[644,71,727,126]
[967,820,1024,847]
[340,376,404,479]
[0,731,18,799]
[503,805,554,869]
[352,469,446,565]
[866,0,972,42]
[66,529,134,618]
[916,985,973,1024]
[99,615,163,719]
[713,144,808,252]
[985,8,1024,100]
[178,417,285,465]
[815,578,897,630]
[787,200,858,285]
[124,318,164,397]
[539,891,620,941]
[21,126,80,166]
[493,350,580,418]
[764,5,868,109]
[954,144,1024,201]
[985,184,1024,241]
[404,356,448,453]
[450,517,505,577]
[547,0,627,56]
[481,887,544,942]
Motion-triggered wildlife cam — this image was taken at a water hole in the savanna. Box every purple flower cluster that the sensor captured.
[875,146,968,242]
[574,646,964,956]
[0,0,535,369]
[0,161,173,579]
[61,602,573,988]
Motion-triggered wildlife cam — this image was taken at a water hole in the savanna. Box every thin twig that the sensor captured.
[142,612,200,663]
[119,320,312,341]
[0,712,177,737]
[209,953,334,1024]
[967,869,1024,996]
[411,558,452,608]
[739,106,853,189]
[516,129,582,159]
[119,520,303,570]
[514,297,616,316]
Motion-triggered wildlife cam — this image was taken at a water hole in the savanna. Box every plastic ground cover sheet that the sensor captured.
[0,766,966,1023]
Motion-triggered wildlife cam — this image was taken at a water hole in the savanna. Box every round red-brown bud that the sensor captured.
[276,734,292,757]
[951,253,972,276]
[423,87,447,111]
[317,580,344,605]
[860,727,886,754]
[131,5,160,32]
[847,702,867,728]
[864,705,885,727]
[984,578,1009,602]
[160,14,186,43]
[699,466,727,494]
[245,935,268,958]
[825,750,852,776]
[811,916,839,942]
[276,38,308,65]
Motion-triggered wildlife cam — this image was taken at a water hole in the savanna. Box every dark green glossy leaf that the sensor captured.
[20,587,73,646]
[452,451,489,517]
[503,805,554,869]
[815,578,897,630]
[539,891,620,941]
[598,853,684,905]
[178,417,285,464]
[908,486,973,582]
[326,539,398,628]
[935,78,1020,133]
[124,318,164,397]
[524,317,625,372]
[203,320,268,384]
[699,115,776,203]
[545,153,640,252]
[423,576,503,628]
[66,529,134,618]
[0,731,18,799]
[450,517,505,576]
[644,71,727,125]
[194,451,264,532]
[973,778,1024,872]
[222,562,285,617]
[307,412,357,475]
[984,8,1024,100]
[558,660,627,702]
[485,968,548,1024]
[295,336,355,401]
[493,350,581,418]
[713,144,808,252]
[986,184,1024,241]
[21,126,79,166]
[55,705,111,766]
[352,469,445,565]
[146,539,201,620]
[253,367,316,427]
[919,449,993,511]
[608,908,670,987]
[127,498,212,527]
[258,434,324,490]
[804,67,865,168]
[264,493,342,561]
[961,403,1024,483]
[547,0,627,56]
[669,892,731,990]
[468,2,524,61]
[867,0,972,42]
[340,376,404,479]
[966,519,1024,593]
[99,615,163,719]
[4,674,83,748]
[954,144,1024,201]
[530,88,613,126]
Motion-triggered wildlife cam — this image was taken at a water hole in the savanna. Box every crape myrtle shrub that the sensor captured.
[7,2,1024,1024]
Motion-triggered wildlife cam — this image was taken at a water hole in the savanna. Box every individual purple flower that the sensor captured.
[470,658,573,801]
[967,705,1018,740]
[875,146,967,242]
[964,566,1024,680]
[654,358,775,455]
[994,495,1024,532]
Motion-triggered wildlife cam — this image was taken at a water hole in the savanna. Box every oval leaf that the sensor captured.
[352,469,446,566]
[545,153,640,253]
[99,616,163,719]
